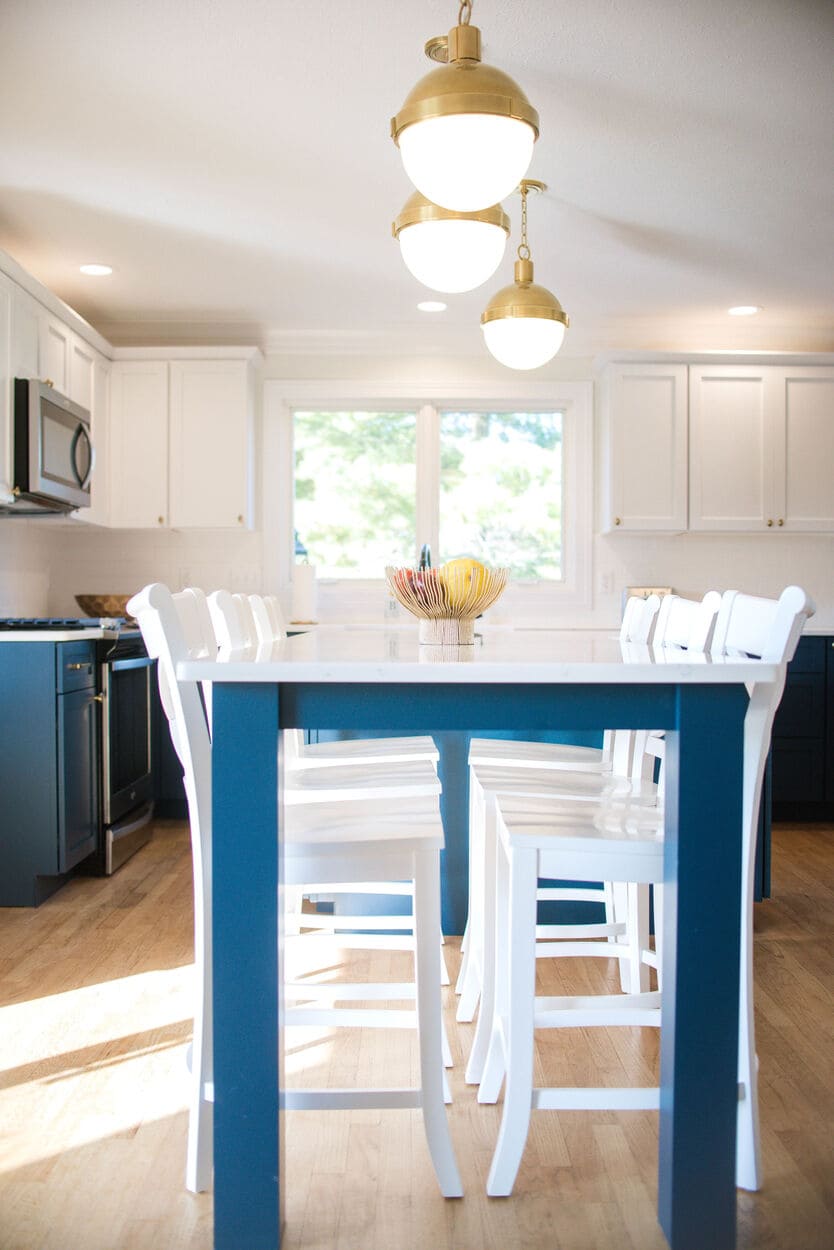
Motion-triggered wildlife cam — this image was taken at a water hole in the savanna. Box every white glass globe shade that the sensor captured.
[482,316,566,370]
[398,218,507,293]
[398,114,536,212]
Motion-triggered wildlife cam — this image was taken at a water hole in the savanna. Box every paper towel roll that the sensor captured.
[291,563,318,623]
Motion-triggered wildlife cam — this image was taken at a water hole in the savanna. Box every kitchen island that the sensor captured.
[180,625,778,1250]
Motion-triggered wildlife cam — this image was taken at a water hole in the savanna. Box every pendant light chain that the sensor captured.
[518,182,531,261]
[458,1,473,27]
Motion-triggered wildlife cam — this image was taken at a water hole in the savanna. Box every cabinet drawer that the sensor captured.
[56,643,97,693]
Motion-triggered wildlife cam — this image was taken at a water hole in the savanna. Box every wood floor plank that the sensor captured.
[0,819,832,1249]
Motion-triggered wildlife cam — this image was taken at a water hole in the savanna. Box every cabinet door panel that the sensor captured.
[110,361,169,527]
[604,364,687,531]
[39,315,70,394]
[772,673,826,737]
[780,371,834,531]
[69,336,95,410]
[169,360,251,528]
[771,739,826,803]
[57,687,99,872]
[689,367,776,530]
[10,286,40,378]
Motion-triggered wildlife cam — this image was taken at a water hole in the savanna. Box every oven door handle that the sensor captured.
[109,656,155,673]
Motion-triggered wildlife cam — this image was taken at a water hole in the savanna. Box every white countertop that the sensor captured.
[0,628,118,642]
[178,625,781,686]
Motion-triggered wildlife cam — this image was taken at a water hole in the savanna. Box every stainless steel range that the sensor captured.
[97,626,155,872]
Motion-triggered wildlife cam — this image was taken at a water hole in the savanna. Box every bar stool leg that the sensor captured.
[413,850,464,1198]
[486,842,538,1196]
[457,775,486,1020]
[466,789,498,1084]
[478,817,512,1105]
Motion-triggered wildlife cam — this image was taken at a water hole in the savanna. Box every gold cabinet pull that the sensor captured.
[777,518,784,526]
[767,519,773,527]
[614,517,622,526]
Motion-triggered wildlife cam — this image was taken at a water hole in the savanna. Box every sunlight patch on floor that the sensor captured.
[0,966,195,1174]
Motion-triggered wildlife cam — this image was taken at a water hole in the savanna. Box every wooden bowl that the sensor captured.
[75,594,135,621]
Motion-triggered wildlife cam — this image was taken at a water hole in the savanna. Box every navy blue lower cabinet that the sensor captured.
[772,635,834,820]
[0,641,100,905]
[57,684,99,872]
[152,673,188,818]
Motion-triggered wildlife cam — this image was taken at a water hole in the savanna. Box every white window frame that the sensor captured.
[263,379,593,623]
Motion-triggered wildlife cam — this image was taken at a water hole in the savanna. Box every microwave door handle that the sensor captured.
[70,423,93,489]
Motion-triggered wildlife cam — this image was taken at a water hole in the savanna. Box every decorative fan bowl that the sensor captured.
[385,564,509,644]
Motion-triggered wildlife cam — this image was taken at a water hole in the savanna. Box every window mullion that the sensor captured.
[415,403,440,563]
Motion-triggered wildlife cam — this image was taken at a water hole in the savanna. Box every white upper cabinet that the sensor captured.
[109,353,257,530]
[689,364,834,532]
[775,368,834,531]
[109,360,169,528]
[69,336,95,410]
[9,284,39,379]
[38,314,71,395]
[689,365,776,531]
[602,363,688,532]
[168,359,253,529]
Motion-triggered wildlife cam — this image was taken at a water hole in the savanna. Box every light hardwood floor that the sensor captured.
[0,819,832,1250]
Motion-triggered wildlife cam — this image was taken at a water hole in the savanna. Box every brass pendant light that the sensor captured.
[481,180,569,370]
[392,190,510,293]
[390,0,539,213]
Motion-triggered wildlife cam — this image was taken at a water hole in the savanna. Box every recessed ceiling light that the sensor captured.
[417,300,447,313]
[727,305,762,316]
[79,263,113,276]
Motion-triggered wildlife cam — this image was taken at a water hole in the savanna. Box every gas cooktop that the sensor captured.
[0,617,136,632]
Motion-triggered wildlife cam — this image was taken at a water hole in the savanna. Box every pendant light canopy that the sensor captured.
[392,191,510,293]
[481,181,569,371]
[390,1,539,212]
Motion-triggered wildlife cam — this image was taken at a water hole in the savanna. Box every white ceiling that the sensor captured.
[1,0,833,359]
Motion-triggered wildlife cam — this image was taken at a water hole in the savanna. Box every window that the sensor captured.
[294,411,417,577]
[265,380,592,617]
[293,407,564,581]
[438,410,563,580]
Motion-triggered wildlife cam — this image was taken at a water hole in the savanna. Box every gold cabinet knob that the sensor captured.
[158,515,165,525]
[237,514,243,524]
[44,378,54,388]
[778,518,784,526]
[767,518,773,527]
[614,517,621,526]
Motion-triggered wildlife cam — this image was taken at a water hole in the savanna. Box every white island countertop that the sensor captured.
[178,625,780,686]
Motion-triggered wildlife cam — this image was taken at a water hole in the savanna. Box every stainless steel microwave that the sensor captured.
[8,379,93,513]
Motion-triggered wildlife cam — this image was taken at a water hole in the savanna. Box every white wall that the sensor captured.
[2,348,832,629]
[0,522,52,615]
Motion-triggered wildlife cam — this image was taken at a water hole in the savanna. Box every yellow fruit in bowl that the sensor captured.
[438,557,489,609]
